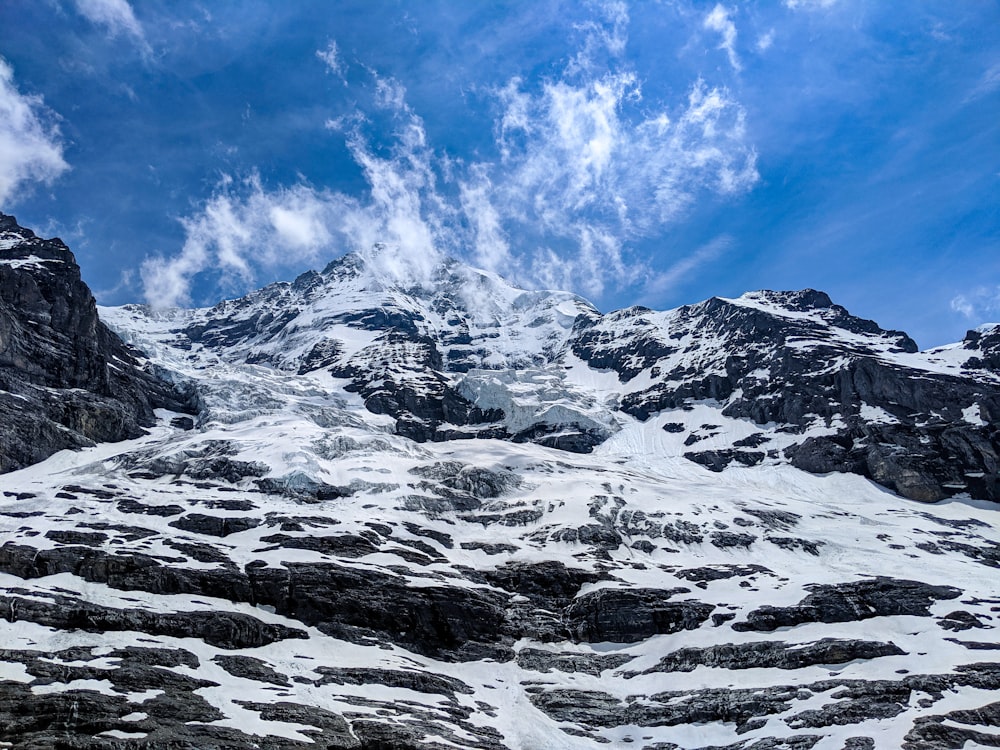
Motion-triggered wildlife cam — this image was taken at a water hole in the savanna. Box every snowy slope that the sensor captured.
[0,243,998,749]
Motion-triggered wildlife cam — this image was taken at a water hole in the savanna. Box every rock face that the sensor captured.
[572,290,1000,503]
[0,220,998,748]
[0,213,196,472]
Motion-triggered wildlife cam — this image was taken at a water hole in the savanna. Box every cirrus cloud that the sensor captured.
[72,0,151,55]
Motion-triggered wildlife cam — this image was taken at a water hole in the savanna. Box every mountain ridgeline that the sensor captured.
[101,233,999,504]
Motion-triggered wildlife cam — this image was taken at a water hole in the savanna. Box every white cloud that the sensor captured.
[642,235,732,299]
[966,62,1000,103]
[316,40,346,82]
[783,0,837,10]
[459,168,512,273]
[704,4,741,72]
[72,0,150,54]
[951,295,975,319]
[476,18,759,297]
[757,30,775,52]
[568,0,630,74]
[951,288,1000,321]
[141,177,344,308]
[372,74,408,112]
[485,70,757,293]
[142,89,452,307]
[143,4,760,310]
[0,58,69,206]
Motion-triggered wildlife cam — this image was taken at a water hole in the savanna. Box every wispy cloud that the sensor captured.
[142,78,452,308]
[951,288,1000,322]
[142,3,759,308]
[783,0,837,10]
[704,4,741,72]
[642,234,733,299]
[567,0,630,74]
[481,71,757,292]
[72,0,151,55]
[0,58,69,206]
[965,62,1000,103]
[141,176,345,308]
[316,39,347,82]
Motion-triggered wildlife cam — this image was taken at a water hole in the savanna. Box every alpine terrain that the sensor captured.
[0,212,998,750]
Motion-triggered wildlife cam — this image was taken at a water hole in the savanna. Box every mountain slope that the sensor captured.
[0,231,997,749]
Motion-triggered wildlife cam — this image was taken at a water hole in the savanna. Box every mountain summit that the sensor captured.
[0,221,998,749]
[103,246,999,503]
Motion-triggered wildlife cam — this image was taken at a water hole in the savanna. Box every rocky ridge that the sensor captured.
[0,213,196,472]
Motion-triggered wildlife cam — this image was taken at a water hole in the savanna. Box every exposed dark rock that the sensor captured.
[564,587,714,643]
[686,449,766,472]
[734,577,962,632]
[516,648,634,675]
[255,474,353,501]
[742,509,802,529]
[937,610,992,632]
[116,497,184,516]
[245,561,511,661]
[710,531,757,549]
[117,440,268,483]
[0,213,197,473]
[0,541,255,601]
[169,512,262,537]
[633,638,906,674]
[214,654,291,686]
[297,337,344,374]
[482,560,606,607]
[768,536,825,555]
[0,661,233,748]
[0,590,306,648]
[675,564,773,583]
[785,680,914,729]
[460,541,519,555]
[164,540,232,563]
[548,521,624,549]
[903,699,1000,749]
[411,461,520,500]
[258,531,381,557]
[587,291,998,503]
[44,529,107,546]
[403,521,454,548]
[314,666,473,696]
[511,423,607,453]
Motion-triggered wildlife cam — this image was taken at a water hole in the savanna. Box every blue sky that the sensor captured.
[0,1,997,347]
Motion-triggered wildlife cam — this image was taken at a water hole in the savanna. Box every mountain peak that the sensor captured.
[732,288,834,311]
[0,212,75,265]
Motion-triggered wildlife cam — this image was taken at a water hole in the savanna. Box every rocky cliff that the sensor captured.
[0,213,196,472]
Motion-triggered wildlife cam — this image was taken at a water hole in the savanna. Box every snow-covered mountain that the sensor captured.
[1,213,998,749]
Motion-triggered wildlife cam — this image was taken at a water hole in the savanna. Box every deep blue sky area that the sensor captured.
[0,1,997,348]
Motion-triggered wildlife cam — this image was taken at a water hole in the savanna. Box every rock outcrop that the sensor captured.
[0,213,196,471]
